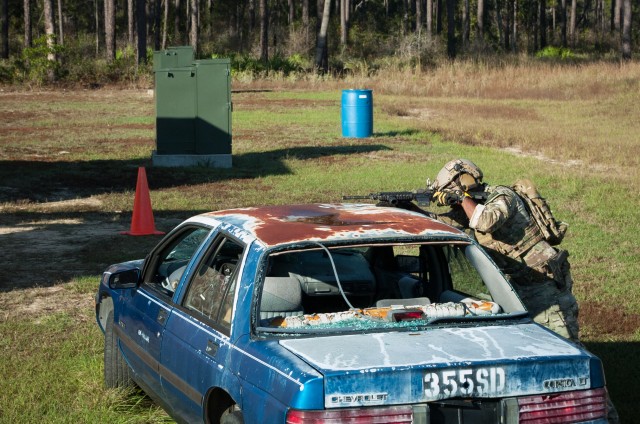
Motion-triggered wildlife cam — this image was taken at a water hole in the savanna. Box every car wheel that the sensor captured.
[104,311,133,388]
[220,407,244,424]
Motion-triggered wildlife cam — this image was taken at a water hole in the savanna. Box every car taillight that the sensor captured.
[286,406,413,424]
[389,309,425,322]
[518,387,607,423]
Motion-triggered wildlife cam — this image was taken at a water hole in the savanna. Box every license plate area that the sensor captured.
[430,399,500,423]
[412,398,518,424]
[423,367,506,399]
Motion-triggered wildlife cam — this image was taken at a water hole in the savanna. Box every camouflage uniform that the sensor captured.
[432,158,617,422]
[439,185,580,343]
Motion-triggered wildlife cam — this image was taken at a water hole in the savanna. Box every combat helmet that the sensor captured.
[433,159,484,192]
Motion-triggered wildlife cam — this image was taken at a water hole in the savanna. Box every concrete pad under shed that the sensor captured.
[151,151,232,168]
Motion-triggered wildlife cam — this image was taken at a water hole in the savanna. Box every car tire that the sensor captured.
[104,311,134,388]
[220,407,244,424]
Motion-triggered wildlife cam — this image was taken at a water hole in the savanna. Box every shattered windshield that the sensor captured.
[257,241,525,333]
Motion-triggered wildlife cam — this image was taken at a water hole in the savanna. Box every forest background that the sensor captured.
[0,0,637,86]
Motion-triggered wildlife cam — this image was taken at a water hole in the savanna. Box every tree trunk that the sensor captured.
[271,0,278,49]
[400,0,408,34]
[511,0,517,52]
[229,2,237,43]
[154,0,162,49]
[462,0,469,48]
[504,0,510,50]
[315,0,330,70]
[162,0,168,49]
[174,0,181,43]
[534,0,540,50]
[497,0,504,47]
[597,0,604,34]
[249,0,255,31]
[476,0,483,42]
[621,0,631,59]
[340,0,347,45]
[426,0,432,40]
[539,0,547,48]
[1,0,8,58]
[559,0,567,47]
[288,0,294,24]
[104,0,115,60]
[94,0,99,55]
[259,0,268,63]
[436,0,442,34]
[569,0,577,46]
[612,0,621,32]
[44,0,56,79]
[446,0,456,58]
[128,0,134,46]
[345,0,350,31]
[189,0,198,54]
[44,0,55,56]
[56,0,63,45]
[137,0,147,64]
[184,0,189,44]
[234,1,243,50]
[24,0,32,48]
[302,0,308,44]
[416,0,422,34]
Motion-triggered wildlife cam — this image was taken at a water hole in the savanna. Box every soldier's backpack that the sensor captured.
[512,179,568,246]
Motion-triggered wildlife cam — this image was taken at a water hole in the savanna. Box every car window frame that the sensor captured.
[254,238,526,337]
[140,224,212,300]
[178,233,245,336]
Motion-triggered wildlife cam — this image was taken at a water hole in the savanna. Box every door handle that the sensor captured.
[206,339,219,357]
[157,309,168,325]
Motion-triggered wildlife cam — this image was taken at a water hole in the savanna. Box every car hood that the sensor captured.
[279,323,600,408]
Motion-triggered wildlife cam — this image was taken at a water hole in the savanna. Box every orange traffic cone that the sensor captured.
[121,167,165,236]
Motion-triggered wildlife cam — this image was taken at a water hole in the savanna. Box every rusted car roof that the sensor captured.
[200,203,463,247]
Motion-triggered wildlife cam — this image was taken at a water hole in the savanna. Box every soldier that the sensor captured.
[430,159,580,342]
[429,158,619,423]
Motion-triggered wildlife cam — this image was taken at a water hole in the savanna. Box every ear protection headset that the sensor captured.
[458,173,479,191]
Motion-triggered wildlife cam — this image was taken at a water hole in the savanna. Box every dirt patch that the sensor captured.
[580,300,640,338]
[0,197,104,214]
[386,103,539,122]
[235,96,335,111]
[0,217,122,287]
[0,210,176,290]
[0,284,94,324]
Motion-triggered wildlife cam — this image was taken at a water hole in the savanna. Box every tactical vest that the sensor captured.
[512,179,568,246]
[473,186,557,279]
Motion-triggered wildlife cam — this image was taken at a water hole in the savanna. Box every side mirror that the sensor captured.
[108,269,140,289]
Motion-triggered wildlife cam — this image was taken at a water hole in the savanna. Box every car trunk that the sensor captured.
[279,323,599,408]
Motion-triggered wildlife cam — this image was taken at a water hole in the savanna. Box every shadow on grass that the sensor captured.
[0,144,394,291]
[0,144,391,203]
[584,341,639,424]
[0,210,183,291]
[372,129,421,138]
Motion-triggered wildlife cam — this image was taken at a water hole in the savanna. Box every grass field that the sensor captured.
[1,60,639,423]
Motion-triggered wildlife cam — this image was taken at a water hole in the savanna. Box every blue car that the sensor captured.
[95,203,609,423]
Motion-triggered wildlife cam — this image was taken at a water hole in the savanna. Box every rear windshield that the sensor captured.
[257,242,525,334]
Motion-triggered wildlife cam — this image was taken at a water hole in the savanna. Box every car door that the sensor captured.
[160,234,244,423]
[117,225,211,398]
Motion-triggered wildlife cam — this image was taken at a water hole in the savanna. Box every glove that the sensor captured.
[435,190,466,206]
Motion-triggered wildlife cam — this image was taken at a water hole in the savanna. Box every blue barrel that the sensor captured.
[341,89,373,138]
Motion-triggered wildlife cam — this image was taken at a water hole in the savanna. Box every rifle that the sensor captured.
[343,187,489,207]
[343,188,435,207]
